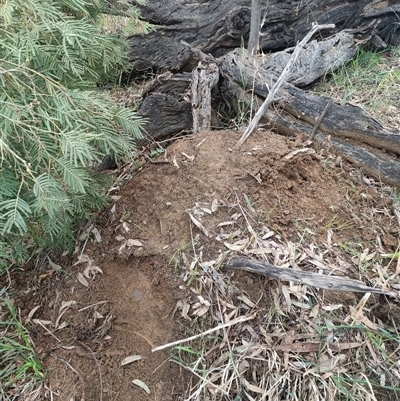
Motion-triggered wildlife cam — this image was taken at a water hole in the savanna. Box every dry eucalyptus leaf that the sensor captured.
[33,319,52,326]
[126,239,143,247]
[56,321,68,331]
[172,155,179,169]
[121,355,142,366]
[118,243,126,254]
[242,378,265,394]
[84,265,103,278]
[132,379,150,394]
[192,305,209,317]
[73,254,91,266]
[188,213,211,237]
[27,305,41,323]
[91,227,102,243]
[224,238,248,251]
[60,300,77,312]
[77,273,89,287]
[47,257,62,271]
[211,198,219,212]
[78,228,91,241]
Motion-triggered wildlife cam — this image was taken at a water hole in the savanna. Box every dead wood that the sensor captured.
[130,0,400,72]
[235,23,335,149]
[192,60,219,134]
[226,257,390,294]
[137,73,192,141]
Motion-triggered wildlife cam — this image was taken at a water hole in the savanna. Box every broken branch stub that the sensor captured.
[192,60,219,134]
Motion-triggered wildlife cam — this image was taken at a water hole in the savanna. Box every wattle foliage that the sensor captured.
[0,0,151,268]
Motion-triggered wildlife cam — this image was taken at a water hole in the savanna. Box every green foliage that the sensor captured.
[0,0,151,269]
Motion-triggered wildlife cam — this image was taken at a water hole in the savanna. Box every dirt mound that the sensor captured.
[10,130,398,400]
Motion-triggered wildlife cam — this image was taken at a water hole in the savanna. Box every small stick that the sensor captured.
[310,98,333,140]
[235,23,335,150]
[152,313,256,352]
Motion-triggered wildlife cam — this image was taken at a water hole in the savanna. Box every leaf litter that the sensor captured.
[8,129,400,401]
[158,184,400,400]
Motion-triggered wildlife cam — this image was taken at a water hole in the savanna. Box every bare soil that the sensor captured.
[6,129,398,400]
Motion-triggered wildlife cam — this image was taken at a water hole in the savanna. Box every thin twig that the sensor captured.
[235,23,335,150]
[152,313,256,352]
[78,300,110,312]
[310,98,333,139]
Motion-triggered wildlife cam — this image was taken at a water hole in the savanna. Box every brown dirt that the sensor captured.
[6,129,399,400]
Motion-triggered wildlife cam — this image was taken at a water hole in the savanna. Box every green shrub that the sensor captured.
[0,0,151,269]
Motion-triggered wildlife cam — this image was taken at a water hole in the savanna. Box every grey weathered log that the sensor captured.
[226,257,391,294]
[129,0,400,72]
[133,11,400,187]
[220,49,400,155]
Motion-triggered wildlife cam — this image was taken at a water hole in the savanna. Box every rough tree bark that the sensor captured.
[133,0,400,185]
[130,0,400,72]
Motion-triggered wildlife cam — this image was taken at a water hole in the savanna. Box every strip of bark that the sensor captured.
[226,257,390,294]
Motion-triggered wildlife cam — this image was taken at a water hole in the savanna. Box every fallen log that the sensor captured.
[129,0,400,72]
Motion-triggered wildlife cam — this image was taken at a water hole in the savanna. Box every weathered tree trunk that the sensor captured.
[130,0,400,73]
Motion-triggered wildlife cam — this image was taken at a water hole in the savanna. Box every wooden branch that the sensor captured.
[226,257,391,294]
[234,23,335,150]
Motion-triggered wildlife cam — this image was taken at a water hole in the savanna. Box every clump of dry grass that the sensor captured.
[158,189,400,401]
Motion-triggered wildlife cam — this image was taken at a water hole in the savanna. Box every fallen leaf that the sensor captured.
[172,155,179,169]
[126,239,143,247]
[77,273,89,287]
[132,379,150,394]
[73,254,91,266]
[211,198,219,212]
[38,271,54,283]
[121,355,142,366]
[188,213,211,237]
[60,300,77,312]
[26,305,41,323]
[47,257,62,271]
[91,227,102,243]
[224,238,248,251]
